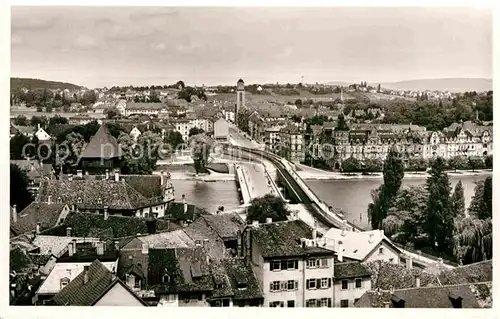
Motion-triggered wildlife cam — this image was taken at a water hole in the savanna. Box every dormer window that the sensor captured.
[60,277,70,289]
[57,196,62,203]
[97,198,102,205]
[77,197,83,204]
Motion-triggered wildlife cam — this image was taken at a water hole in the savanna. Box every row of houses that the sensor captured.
[10,211,492,308]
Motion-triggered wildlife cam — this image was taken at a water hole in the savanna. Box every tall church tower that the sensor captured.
[236,78,245,119]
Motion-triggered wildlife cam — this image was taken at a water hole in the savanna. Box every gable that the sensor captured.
[364,240,401,263]
[93,281,145,306]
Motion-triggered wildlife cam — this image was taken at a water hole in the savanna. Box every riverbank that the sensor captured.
[297,165,493,180]
[153,170,236,181]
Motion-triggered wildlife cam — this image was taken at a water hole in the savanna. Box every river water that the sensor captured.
[305,174,491,230]
[170,171,490,230]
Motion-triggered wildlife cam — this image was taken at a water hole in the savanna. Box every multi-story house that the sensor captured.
[263,125,286,153]
[279,124,305,163]
[124,102,169,117]
[333,262,372,307]
[240,219,336,308]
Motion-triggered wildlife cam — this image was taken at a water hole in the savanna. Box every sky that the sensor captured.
[11,6,493,89]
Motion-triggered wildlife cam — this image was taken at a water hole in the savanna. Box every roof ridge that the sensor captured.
[378,281,492,293]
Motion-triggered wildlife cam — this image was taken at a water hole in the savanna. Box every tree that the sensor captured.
[369,146,405,230]
[334,113,349,131]
[10,134,32,160]
[295,99,302,107]
[176,80,185,90]
[468,157,483,172]
[10,164,34,211]
[381,185,428,245]
[469,177,492,220]
[482,176,492,219]
[30,115,48,129]
[453,217,492,265]
[341,157,361,172]
[448,156,467,172]
[425,157,453,253]
[106,107,119,119]
[165,130,184,149]
[118,131,164,175]
[189,127,204,137]
[13,115,28,126]
[190,134,211,174]
[450,181,465,219]
[57,132,86,171]
[377,84,381,93]
[246,194,290,224]
[484,155,493,169]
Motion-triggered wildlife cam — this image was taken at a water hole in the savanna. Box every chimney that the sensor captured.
[182,194,187,213]
[66,227,72,237]
[77,170,83,178]
[36,222,41,234]
[68,174,73,181]
[337,241,343,262]
[236,230,242,257]
[312,229,317,241]
[195,240,202,247]
[83,266,89,284]
[384,302,390,308]
[146,218,157,235]
[38,123,41,130]
[96,242,104,256]
[114,169,120,182]
[252,220,259,228]
[114,241,119,251]
[47,195,52,205]
[203,238,209,248]
[368,233,374,244]
[341,227,346,237]
[104,206,109,220]
[68,241,74,257]
[161,170,165,186]
[142,243,148,254]
[406,255,413,269]
[11,205,17,223]
[415,275,421,288]
[105,169,109,180]
[265,217,272,224]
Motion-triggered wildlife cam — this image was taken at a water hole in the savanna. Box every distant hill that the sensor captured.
[10,77,84,90]
[380,78,492,93]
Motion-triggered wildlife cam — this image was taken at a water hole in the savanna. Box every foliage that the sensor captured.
[246,194,290,224]
[30,115,48,129]
[190,134,211,174]
[467,157,484,172]
[176,80,185,90]
[57,132,86,171]
[165,130,184,149]
[177,86,206,102]
[365,260,439,290]
[484,155,492,169]
[10,164,34,211]
[369,146,405,229]
[381,185,428,244]
[341,157,361,173]
[237,109,251,134]
[13,115,28,126]
[425,157,453,254]
[453,217,492,265]
[188,127,204,137]
[10,134,32,160]
[118,131,165,175]
[10,77,82,90]
[364,158,384,173]
[406,158,428,172]
[334,114,349,131]
[468,177,492,220]
[450,181,466,219]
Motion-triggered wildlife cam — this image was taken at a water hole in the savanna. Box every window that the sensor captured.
[287,300,295,307]
[287,260,298,270]
[341,280,348,290]
[355,278,362,288]
[306,279,317,290]
[270,281,280,292]
[320,298,330,307]
[321,278,332,289]
[270,260,281,271]
[222,299,230,307]
[306,259,318,269]
[320,258,329,268]
[379,247,384,254]
[306,299,317,308]
[134,277,141,288]
[269,301,284,307]
[340,299,349,308]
